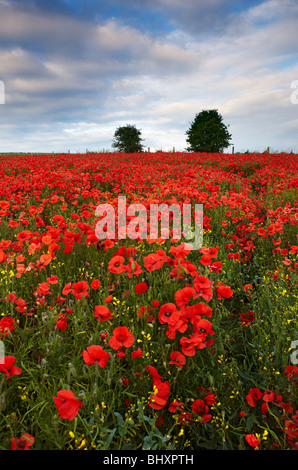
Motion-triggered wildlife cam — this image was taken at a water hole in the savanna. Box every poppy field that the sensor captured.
[0,150,297,451]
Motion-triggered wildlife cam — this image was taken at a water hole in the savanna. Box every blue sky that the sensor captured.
[0,0,297,153]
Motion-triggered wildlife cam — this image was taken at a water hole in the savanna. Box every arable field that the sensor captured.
[0,151,297,451]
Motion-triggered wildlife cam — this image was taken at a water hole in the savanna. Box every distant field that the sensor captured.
[0,151,297,450]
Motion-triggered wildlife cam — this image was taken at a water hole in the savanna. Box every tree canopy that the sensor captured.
[112,124,144,153]
[185,109,232,153]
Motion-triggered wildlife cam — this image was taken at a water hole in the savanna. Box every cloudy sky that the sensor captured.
[0,0,297,153]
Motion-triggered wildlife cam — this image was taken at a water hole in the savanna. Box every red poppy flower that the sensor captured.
[0,356,22,380]
[53,390,83,421]
[202,413,212,423]
[179,336,197,357]
[56,318,67,330]
[246,387,263,407]
[116,351,126,358]
[135,282,148,294]
[126,246,137,257]
[145,365,163,379]
[37,253,52,269]
[137,305,154,322]
[215,283,233,300]
[261,402,270,415]
[94,305,112,322]
[168,400,183,413]
[126,258,143,278]
[169,351,186,369]
[193,302,213,318]
[148,377,170,410]
[91,279,101,289]
[17,230,32,242]
[257,227,267,237]
[169,243,191,259]
[240,311,255,325]
[262,389,275,403]
[204,393,216,405]
[285,418,298,440]
[193,275,214,302]
[193,318,214,339]
[130,348,142,359]
[62,282,73,296]
[47,274,58,285]
[174,287,195,308]
[14,298,30,313]
[104,239,114,251]
[143,253,165,272]
[191,399,206,414]
[82,345,110,367]
[35,282,51,297]
[177,411,193,426]
[158,303,180,325]
[243,284,253,292]
[0,316,16,337]
[108,255,127,274]
[245,434,260,448]
[109,326,134,350]
[0,200,10,210]
[209,261,222,273]
[200,255,212,266]
[11,433,35,450]
[42,234,52,246]
[4,292,17,303]
[72,281,89,300]
[285,365,298,380]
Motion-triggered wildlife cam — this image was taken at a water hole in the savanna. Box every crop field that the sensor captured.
[0,151,297,451]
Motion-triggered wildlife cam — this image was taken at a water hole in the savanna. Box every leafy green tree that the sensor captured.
[112,124,144,153]
[185,109,232,153]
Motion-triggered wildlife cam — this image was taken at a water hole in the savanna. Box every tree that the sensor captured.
[185,109,232,153]
[112,124,144,153]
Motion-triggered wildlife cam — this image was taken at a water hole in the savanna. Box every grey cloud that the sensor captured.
[0,0,297,153]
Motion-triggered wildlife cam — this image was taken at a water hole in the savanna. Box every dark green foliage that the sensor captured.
[112,124,144,153]
[186,109,232,153]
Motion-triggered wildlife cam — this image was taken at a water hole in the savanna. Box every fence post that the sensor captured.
[232,146,234,154]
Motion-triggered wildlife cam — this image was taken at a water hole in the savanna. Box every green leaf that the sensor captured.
[246,414,258,432]
[106,428,116,448]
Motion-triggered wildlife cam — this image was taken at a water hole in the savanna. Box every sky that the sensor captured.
[0,0,298,153]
